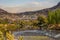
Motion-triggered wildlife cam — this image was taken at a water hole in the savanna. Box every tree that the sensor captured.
[37,15,48,30]
[48,9,60,30]
[48,9,60,24]
[14,20,26,30]
[31,20,39,29]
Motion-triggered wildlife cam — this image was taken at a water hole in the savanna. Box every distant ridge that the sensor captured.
[0,2,60,20]
[0,2,60,15]
[16,2,60,15]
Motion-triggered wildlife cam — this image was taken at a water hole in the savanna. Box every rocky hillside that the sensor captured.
[17,2,60,15]
[0,2,60,20]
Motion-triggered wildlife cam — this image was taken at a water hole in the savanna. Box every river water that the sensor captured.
[13,30,60,40]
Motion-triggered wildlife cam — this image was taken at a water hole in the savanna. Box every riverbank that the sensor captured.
[13,30,60,40]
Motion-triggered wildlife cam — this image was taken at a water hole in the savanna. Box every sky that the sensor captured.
[0,0,60,13]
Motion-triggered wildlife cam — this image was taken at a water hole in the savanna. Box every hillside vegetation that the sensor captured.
[0,8,60,40]
[0,2,60,40]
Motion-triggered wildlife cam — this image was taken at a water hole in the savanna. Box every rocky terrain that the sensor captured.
[0,2,60,21]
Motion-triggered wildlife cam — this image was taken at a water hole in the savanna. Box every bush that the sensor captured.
[0,31,4,40]
[37,15,48,30]
[48,9,60,30]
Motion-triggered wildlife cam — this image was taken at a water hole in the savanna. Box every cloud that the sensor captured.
[31,2,40,5]
[25,1,56,8]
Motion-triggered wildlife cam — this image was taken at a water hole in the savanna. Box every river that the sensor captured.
[13,30,60,40]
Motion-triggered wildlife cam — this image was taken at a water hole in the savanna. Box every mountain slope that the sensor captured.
[16,2,60,15]
[0,2,60,20]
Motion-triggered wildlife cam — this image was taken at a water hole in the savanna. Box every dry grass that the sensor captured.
[19,36,55,40]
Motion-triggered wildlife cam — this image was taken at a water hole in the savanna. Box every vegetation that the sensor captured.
[0,31,4,40]
[6,32,14,40]
[48,9,60,30]
[0,8,60,40]
[18,36,23,40]
[18,36,54,40]
[37,15,48,30]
